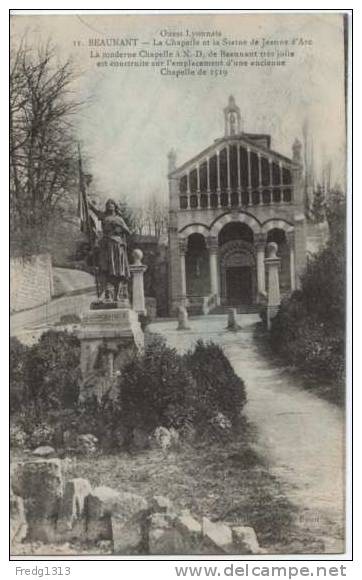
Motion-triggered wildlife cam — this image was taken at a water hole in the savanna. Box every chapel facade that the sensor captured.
[167,96,307,315]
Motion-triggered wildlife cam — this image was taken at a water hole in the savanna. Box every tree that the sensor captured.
[10,40,82,255]
[131,194,168,239]
[311,183,326,223]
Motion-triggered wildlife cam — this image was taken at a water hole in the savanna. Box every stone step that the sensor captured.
[210,304,260,315]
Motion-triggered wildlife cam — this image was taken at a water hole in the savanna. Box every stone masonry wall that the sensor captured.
[10,254,53,313]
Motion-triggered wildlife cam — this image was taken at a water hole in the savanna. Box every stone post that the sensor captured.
[177,305,191,331]
[264,242,281,330]
[129,249,147,315]
[179,238,188,306]
[207,236,220,305]
[226,308,241,331]
[255,233,267,299]
[286,231,296,292]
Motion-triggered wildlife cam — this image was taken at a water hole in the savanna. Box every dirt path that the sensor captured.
[149,314,345,554]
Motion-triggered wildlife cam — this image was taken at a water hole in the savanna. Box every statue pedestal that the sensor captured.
[78,307,144,401]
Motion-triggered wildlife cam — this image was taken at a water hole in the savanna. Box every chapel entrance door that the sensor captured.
[226,266,252,305]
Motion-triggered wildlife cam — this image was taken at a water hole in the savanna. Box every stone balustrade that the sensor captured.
[179,185,293,210]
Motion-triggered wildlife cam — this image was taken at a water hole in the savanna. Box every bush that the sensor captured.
[269,205,346,401]
[11,331,248,450]
[185,340,247,434]
[115,336,247,446]
[116,334,197,442]
[10,337,31,414]
[10,330,81,415]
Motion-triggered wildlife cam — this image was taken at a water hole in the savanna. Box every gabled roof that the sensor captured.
[169,132,297,178]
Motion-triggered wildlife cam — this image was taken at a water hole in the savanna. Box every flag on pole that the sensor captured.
[77,143,91,236]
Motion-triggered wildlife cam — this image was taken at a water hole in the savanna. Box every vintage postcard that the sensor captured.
[10,11,349,558]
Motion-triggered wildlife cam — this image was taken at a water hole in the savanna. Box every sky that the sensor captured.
[10,13,347,206]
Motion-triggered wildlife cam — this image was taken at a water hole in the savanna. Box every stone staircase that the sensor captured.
[210,304,260,315]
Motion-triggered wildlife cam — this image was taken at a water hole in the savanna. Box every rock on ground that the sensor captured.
[232,526,263,554]
[11,459,63,543]
[10,490,27,548]
[86,486,148,554]
[57,478,92,540]
[202,517,233,554]
[32,446,56,457]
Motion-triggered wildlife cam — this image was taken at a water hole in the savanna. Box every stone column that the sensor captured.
[186,171,190,209]
[207,236,220,305]
[206,156,211,208]
[255,233,267,298]
[196,163,201,208]
[247,148,251,189]
[227,144,231,191]
[258,153,262,188]
[216,150,221,207]
[129,249,148,315]
[179,238,188,304]
[206,157,210,192]
[264,242,281,330]
[237,143,242,205]
[286,231,296,291]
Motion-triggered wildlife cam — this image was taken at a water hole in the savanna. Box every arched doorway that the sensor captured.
[185,233,210,296]
[218,222,256,305]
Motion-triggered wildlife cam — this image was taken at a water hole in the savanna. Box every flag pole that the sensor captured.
[77,143,101,299]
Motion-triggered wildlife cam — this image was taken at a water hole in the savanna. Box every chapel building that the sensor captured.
[167,96,306,314]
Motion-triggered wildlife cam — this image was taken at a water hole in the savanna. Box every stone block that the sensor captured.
[11,459,63,543]
[148,511,203,555]
[150,495,174,514]
[32,446,56,457]
[10,490,27,547]
[148,512,183,555]
[232,526,263,555]
[76,434,98,455]
[201,517,233,554]
[175,510,202,552]
[152,426,179,452]
[86,486,148,553]
[57,478,92,540]
[79,307,144,401]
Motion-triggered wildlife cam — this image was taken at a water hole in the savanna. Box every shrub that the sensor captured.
[10,337,31,414]
[185,340,247,435]
[10,424,28,448]
[269,209,346,401]
[110,335,247,447]
[11,330,81,414]
[116,334,197,441]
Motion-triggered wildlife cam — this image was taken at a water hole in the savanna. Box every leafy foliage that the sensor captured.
[269,193,346,401]
[117,334,197,439]
[185,340,247,432]
[10,330,81,414]
[11,332,248,449]
[311,184,326,223]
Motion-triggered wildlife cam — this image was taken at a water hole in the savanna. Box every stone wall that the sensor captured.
[10,254,53,313]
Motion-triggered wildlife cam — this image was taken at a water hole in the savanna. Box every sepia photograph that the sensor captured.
[9,11,349,558]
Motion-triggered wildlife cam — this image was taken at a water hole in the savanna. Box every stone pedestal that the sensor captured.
[78,307,144,401]
[129,249,147,315]
[264,242,281,330]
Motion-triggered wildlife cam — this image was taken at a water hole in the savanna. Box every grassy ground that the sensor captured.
[11,425,326,555]
[56,427,324,555]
